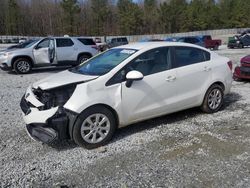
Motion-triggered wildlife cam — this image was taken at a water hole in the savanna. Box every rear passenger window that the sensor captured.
[56,38,74,47]
[174,47,210,67]
[78,38,95,45]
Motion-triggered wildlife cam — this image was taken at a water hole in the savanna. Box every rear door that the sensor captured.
[55,38,75,63]
[33,38,55,64]
[172,46,212,108]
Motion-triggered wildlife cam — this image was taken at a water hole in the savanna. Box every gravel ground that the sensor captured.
[0,46,250,188]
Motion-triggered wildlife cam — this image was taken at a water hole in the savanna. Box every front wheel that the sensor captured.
[201,84,224,113]
[73,106,117,149]
[13,58,32,74]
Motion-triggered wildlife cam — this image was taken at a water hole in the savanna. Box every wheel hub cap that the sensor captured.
[208,89,222,110]
[17,61,30,73]
[80,113,111,144]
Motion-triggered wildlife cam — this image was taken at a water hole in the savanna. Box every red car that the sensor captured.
[234,55,250,80]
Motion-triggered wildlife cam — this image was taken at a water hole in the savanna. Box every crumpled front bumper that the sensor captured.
[20,87,71,143]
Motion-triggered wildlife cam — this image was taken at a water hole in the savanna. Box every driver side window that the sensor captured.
[36,39,50,49]
[106,47,171,86]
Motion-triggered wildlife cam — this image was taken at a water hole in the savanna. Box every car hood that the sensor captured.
[32,70,99,90]
[241,55,250,63]
[0,48,17,54]
[0,48,28,54]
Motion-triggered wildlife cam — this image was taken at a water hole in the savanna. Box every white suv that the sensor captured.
[20,42,233,149]
[0,37,98,74]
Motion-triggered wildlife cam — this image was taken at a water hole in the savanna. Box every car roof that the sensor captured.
[114,42,208,51]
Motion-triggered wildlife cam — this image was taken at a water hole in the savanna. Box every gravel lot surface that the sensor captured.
[0,45,250,188]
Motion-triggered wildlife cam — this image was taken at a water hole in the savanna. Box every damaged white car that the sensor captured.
[20,42,233,149]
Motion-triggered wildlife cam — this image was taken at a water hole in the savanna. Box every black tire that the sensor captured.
[239,43,244,49]
[213,45,219,50]
[201,84,224,113]
[73,106,117,149]
[78,54,91,64]
[13,58,32,74]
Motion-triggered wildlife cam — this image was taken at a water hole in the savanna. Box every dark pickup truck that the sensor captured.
[201,35,222,50]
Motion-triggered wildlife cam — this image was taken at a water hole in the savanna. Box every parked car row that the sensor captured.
[1,32,249,150]
[0,37,28,44]
[142,35,222,50]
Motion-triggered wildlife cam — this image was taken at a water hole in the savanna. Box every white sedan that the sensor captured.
[20,42,233,149]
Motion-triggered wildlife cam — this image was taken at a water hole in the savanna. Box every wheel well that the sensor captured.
[11,56,34,69]
[210,82,225,91]
[81,104,119,125]
[77,52,92,60]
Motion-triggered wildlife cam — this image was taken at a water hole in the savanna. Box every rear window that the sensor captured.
[78,38,96,45]
[174,47,210,67]
[56,38,74,47]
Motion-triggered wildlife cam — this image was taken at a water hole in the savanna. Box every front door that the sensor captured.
[120,47,179,123]
[33,38,55,64]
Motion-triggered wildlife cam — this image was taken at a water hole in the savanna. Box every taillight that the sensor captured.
[227,61,233,71]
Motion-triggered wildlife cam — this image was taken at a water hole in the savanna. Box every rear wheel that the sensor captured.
[13,58,32,74]
[239,43,244,49]
[73,106,117,149]
[201,84,224,113]
[78,54,91,64]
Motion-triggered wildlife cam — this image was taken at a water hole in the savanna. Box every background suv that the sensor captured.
[107,37,128,48]
[0,37,98,74]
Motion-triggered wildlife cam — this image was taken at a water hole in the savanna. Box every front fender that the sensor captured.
[64,82,122,117]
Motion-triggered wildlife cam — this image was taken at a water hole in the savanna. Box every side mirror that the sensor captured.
[125,70,143,88]
[34,45,41,50]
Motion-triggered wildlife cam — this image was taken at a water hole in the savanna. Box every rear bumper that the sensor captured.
[233,66,250,80]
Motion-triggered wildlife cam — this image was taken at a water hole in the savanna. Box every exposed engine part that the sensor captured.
[33,84,77,110]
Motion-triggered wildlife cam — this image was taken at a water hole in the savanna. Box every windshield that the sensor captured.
[20,39,39,48]
[70,48,137,76]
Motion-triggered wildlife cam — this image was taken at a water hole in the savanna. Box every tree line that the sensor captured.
[0,0,250,37]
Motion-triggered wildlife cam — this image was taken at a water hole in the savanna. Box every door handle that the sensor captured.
[203,66,211,72]
[166,76,176,82]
